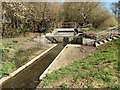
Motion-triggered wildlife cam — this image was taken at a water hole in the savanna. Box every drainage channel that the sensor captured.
[2,43,64,88]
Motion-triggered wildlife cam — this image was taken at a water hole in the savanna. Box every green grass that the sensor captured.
[3,49,10,52]
[12,40,18,43]
[1,45,44,78]
[78,28,104,32]
[39,38,120,88]
[4,43,12,48]
[59,83,67,88]
[2,61,15,77]
[14,46,43,68]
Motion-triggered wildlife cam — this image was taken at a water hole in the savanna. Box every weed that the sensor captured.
[108,83,120,89]
[4,49,9,52]
[113,78,117,82]
[88,28,94,31]
[114,62,120,71]
[2,70,9,76]
[101,75,112,82]
[86,79,93,87]
[40,80,48,87]
[12,40,18,43]
[4,43,12,48]
[19,56,26,60]
[73,76,78,82]
[82,65,91,69]
[2,61,15,77]
[101,50,109,53]
[59,83,67,88]
[105,59,117,63]
[2,58,5,61]
[46,71,63,81]
[27,38,33,41]
[9,46,12,48]
[0,48,4,53]
[96,47,100,50]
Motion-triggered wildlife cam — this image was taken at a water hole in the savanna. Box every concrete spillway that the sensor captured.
[2,43,64,88]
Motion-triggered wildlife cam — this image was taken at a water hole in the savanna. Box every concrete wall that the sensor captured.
[83,38,95,45]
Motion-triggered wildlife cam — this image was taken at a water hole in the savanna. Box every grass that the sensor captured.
[2,61,15,77]
[14,46,43,68]
[39,38,120,88]
[1,45,44,79]
[3,49,10,52]
[78,28,104,32]
[59,83,67,88]
[1,33,50,79]
[12,40,18,43]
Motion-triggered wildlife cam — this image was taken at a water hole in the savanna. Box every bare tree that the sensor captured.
[111,2,118,17]
[2,2,62,37]
[62,2,117,28]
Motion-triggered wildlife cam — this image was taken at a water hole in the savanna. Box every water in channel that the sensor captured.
[2,43,64,88]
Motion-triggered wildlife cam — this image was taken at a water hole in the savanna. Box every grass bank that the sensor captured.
[38,38,120,88]
[1,45,48,78]
[78,28,104,32]
[1,33,50,79]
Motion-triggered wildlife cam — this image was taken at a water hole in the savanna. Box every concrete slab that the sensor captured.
[112,37,117,39]
[116,35,120,37]
[103,40,108,43]
[107,38,112,41]
[66,44,81,47]
[99,41,104,45]
[83,38,95,45]
[95,43,100,47]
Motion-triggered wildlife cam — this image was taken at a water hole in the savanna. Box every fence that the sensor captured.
[58,22,77,28]
[77,24,92,28]
[96,25,120,42]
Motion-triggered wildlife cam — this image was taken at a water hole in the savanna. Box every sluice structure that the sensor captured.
[46,22,120,47]
[46,22,83,45]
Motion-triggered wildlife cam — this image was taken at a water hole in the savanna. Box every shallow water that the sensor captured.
[2,43,64,88]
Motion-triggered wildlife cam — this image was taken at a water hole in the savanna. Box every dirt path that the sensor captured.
[47,44,97,74]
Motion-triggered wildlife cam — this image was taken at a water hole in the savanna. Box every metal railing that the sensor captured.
[96,25,120,42]
[77,24,93,28]
[57,22,93,29]
[58,22,77,28]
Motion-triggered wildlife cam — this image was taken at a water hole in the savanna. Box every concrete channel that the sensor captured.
[2,43,64,88]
